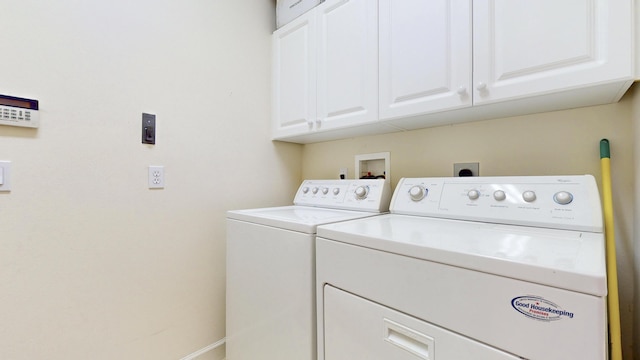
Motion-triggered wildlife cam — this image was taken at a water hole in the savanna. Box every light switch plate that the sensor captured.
[142,113,156,145]
[0,161,11,191]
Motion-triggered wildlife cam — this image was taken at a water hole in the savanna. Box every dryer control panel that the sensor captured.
[391,175,602,232]
[294,179,391,212]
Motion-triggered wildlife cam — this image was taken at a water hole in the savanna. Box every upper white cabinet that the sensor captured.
[379,0,473,120]
[272,0,379,141]
[473,0,633,105]
[380,0,634,125]
[274,0,635,143]
[272,12,317,138]
[316,0,378,131]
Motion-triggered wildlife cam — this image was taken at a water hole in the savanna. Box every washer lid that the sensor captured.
[227,205,384,234]
[317,214,606,296]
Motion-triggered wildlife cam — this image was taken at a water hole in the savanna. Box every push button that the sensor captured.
[553,191,573,205]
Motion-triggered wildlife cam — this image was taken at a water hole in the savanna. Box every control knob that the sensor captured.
[312,187,319,194]
[553,191,573,205]
[522,191,536,202]
[333,187,340,195]
[408,185,427,201]
[302,187,309,194]
[321,187,329,195]
[354,185,369,200]
[493,190,506,201]
[467,189,480,200]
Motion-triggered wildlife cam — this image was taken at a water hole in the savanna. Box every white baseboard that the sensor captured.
[180,338,226,360]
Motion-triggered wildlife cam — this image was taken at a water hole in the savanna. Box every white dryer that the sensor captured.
[316,176,606,360]
[226,179,391,360]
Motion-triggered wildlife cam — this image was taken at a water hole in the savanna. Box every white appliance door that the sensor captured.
[324,285,519,360]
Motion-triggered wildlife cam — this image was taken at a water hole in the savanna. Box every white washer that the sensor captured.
[226,179,391,360]
[316,175,606,360]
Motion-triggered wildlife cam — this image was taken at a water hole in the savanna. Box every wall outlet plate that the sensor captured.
[148,165,164,189]
[454,162,479,177]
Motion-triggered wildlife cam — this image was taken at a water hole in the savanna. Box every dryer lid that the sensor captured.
[317,214,606,296]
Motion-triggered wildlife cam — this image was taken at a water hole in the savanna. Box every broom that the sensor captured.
[600,138,622,360]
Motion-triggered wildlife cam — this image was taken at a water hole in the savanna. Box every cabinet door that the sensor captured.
[272,11,317,139]
[473,0,633,105]
[379,0,472,121]
[316,0,378,131]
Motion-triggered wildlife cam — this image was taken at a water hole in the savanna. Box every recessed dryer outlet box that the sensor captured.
[454,162,479,177]
[355,152,390,181]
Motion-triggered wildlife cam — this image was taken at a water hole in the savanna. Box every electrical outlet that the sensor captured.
[0,161,11,192]
[148,166,164,189]
[454,162,479,177]
[339,168,348,179]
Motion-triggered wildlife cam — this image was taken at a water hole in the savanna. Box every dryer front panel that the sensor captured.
[324,285,519,360]
[316,238,607,360]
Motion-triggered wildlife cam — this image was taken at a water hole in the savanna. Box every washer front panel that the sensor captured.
[227,219,315,360]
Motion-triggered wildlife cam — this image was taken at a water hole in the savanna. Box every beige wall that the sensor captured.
[3,1,637,359]
[0,1,301,359]
[303,85,638,359]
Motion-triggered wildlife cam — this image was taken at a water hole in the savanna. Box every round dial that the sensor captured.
[408,185,427,201]
[332,187,340,195]
[467,189,480,200]
[493,190,506,201]
[354,185,369,200]
[302,187,309,194]
[321,187,329,195]
[522,191,536,202]
[553,191,573,205]
[312,187,319,194]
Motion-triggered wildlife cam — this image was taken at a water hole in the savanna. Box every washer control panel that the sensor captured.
[294,179,391,212]
[391,176,602,232]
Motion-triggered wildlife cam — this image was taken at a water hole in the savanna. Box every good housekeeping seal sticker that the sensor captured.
[511,296,575,322]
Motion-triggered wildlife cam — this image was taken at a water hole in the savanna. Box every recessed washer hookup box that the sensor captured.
[276,0,323,28]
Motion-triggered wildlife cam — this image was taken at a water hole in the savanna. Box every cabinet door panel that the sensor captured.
[473,0,633,104]
[317,0,378,130]
[272,13,317,138]
[379,0,472,120]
